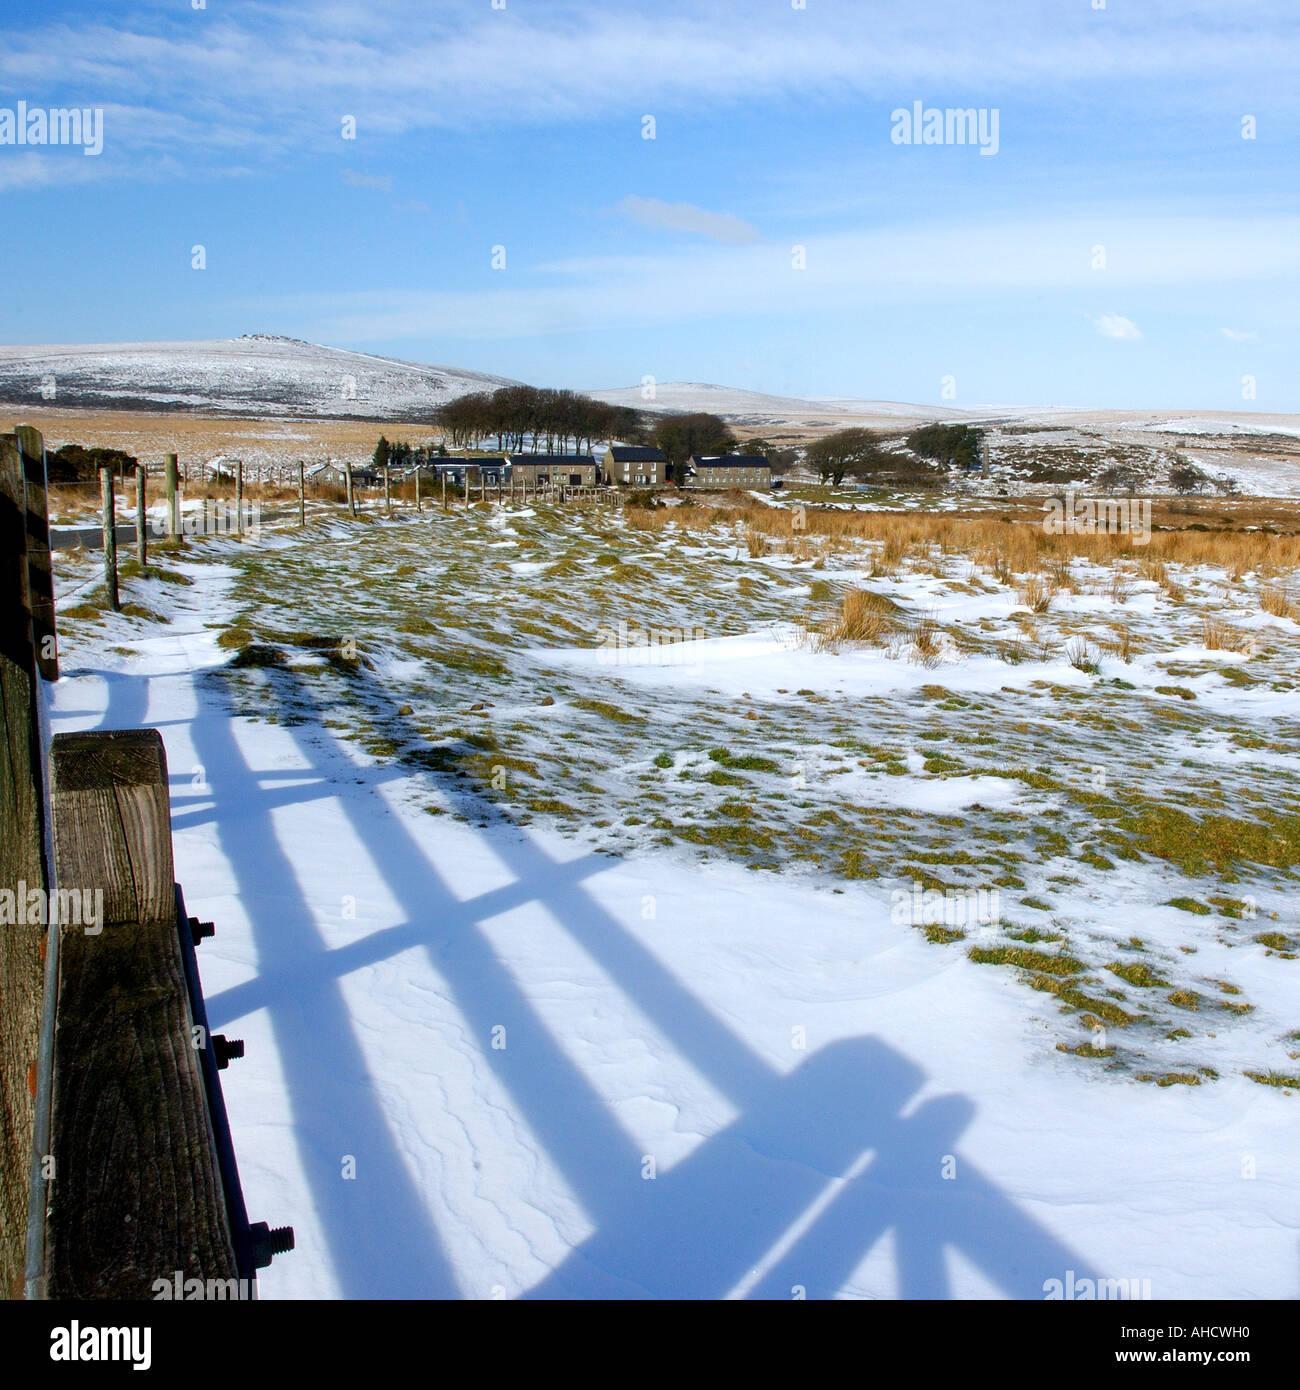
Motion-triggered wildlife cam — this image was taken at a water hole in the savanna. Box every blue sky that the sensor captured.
[1,0,1297,409]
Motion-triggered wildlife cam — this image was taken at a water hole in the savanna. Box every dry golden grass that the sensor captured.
[835,589,897,643]
[744,526,769,558]
[1109,572,1136,604]
[1018,575,1054,614]
[1105,622,1137,663]
[4,405,437,466]
[639,500,1300,578]
[801,587,899,652]
[901,613,943,667]
[1201,616,1253,653]
[1260,585,1299,620]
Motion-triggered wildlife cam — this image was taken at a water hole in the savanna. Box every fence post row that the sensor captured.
[0,431,292,1297]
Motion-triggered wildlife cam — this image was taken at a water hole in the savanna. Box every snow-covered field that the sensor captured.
[44,494,1300,1299]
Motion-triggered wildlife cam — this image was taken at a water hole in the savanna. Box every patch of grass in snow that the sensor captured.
[1167,989,1204,1010]
[968,945,1084,975]
[923,924,966,944]
[572,698,644,725]
[1056,1040,1116,1059]
[1243,1071,1300,1091]
[1107,961,1169,988]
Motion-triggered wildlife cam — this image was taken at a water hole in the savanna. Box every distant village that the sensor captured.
[316,446,777,494]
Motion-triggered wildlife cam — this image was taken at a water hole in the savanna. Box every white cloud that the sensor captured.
[1093,314,1142,341]
[1220,327,1258,342]
[615,196,758,244]
[0,151,110,191]
[341,169,393,192]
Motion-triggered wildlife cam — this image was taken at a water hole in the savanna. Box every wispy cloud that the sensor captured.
[615,196,758,244]
[0,150,112,191]
[1092,314,1142,341]
[1220,327,1259,342]
[1,1,1297,180]
[261,213,1300,344]
[342,169,393,192]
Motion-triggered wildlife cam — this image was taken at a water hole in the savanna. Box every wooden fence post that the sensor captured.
[441,472,446,510]
[136,464,148,570]
[384,466,391,516]
[14,426,57,682]
[415,467,421,513]
[100,468,119,612]
[43,730,239,1297]
[235,461,244,539]
[298,461,305,528]
[0,432,48,1298]
[165,453,180,542]
[345,462,355,517]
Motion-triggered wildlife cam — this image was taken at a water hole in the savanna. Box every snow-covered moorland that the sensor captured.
[45,491,1300,1299]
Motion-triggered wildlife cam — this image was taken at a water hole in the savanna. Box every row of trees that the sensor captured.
[433,385,648,455]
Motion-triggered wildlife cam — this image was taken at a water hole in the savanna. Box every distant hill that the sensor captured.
[581,380,1012,427]
[0,335,520,421]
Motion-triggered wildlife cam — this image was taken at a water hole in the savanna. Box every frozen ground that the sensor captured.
[43,496,1300,1299]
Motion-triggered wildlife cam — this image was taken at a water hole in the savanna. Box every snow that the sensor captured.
[41,518,1300,1300]
[0,335,517,421]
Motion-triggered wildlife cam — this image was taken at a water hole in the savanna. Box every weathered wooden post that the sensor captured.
[481,469,487,504]
[165,453,180,542]
[43,730,239,1297]
[136,463,148,569]
[441,471,446,510]
[414,466,422,512]
[15,426,56,681]
[345,461,355,517]
[384,466,391,516]
[0,432,48,1298]
[100,467,120,611]
[298,461,306,528]
[235,460,244,538]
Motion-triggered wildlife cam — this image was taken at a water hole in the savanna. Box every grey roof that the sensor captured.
[508,454,597,466]
[689,454,771,468]
[608,446,667,463]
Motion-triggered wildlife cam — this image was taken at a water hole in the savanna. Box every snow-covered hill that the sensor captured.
[582,380,993,425]
[0,335,519,421]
